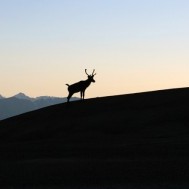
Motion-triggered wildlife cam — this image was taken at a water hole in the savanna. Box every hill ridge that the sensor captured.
[0,87,189,142]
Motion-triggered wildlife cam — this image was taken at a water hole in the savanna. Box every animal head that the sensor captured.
[85,69,96,83]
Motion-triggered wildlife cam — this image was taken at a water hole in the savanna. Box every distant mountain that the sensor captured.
[13,92,33,101]
[0,93,78,120]
[0,95,4,99]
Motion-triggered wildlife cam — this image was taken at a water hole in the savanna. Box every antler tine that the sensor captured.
[85,69,89,76]
[92,69,96,76]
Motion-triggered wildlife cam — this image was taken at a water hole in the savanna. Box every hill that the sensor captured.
[0,88,189,188]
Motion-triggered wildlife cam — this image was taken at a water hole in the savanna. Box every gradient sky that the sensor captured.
[1,0,189,98]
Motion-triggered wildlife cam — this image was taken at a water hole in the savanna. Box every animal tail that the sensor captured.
[66,84,70,87]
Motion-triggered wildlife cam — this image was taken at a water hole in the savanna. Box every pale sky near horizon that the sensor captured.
[1,0,189,98]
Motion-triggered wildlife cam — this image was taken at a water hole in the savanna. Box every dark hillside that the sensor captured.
[0,88,189,188]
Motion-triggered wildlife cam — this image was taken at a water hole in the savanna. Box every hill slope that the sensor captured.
[0,94,78,120]
[0,88,189,188]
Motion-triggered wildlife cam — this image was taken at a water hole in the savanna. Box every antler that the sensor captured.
[92,69,96,76]
[85,69,89,76]
[85,69,96,76]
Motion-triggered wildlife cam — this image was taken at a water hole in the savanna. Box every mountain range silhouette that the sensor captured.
[0,93,78,120]
[0,88,189,188]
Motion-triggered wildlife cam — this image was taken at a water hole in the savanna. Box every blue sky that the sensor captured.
[0,0,189,97]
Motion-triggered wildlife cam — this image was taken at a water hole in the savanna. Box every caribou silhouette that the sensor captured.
[66,69,96,102]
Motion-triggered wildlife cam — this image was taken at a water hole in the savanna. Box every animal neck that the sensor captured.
[85,79,92,87]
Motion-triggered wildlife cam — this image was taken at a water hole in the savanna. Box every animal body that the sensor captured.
[66,69,96,102]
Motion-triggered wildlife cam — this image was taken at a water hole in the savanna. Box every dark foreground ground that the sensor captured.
[0,88,189,188]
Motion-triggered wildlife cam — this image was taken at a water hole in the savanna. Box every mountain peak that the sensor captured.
[13,93,32,100]
[0,94,4,99]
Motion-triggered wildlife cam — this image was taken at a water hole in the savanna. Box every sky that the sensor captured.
[0,0,189,98]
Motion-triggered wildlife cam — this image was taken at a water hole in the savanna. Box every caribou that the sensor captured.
[66,69,96,102]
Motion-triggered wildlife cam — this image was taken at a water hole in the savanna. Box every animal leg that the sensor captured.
[80,91,83,100]
[83,91,85,100]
